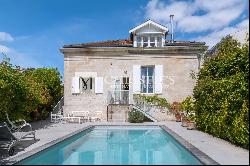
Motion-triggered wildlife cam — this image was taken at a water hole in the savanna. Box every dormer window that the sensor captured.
[129,20,168,48]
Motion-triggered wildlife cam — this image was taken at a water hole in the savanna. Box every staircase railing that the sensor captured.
[133,105,158,122]
[52,96,64,115]
[133,95,173,122]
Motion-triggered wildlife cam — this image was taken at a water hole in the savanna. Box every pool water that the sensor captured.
[17,126,202,165]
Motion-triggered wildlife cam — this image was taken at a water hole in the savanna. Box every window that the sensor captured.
[136,36,142,47]
[80,77,94,93]
[135,35,163,48]
[141,66,154,93]
[157,37,162,47]
[143,36,148,47]
[149,37,155,47]
[114,77,129,104]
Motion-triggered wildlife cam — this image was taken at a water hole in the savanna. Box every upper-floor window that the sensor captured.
[136,36,162,48]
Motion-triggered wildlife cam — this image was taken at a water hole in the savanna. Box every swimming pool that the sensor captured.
[16,126,203,165]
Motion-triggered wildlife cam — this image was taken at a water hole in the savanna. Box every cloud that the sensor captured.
[0,46,42,68]
[0,32,14,42]
[194,19,249,48]
[145,0,247,33]
[0,44,10,53]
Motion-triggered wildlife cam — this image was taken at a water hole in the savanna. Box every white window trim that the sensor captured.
[141,66,155,94]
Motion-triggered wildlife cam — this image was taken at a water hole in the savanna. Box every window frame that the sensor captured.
[140,66,155,94]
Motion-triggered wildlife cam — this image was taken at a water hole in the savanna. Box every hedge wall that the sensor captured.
[193,35,249,149]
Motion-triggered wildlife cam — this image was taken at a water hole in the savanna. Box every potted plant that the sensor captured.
[186,113,196,130]
[181,115,189,127]
[171,102,181,122]
[180,96,194,127]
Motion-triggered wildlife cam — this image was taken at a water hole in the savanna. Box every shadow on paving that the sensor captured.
[0,138,40,164]
[29,118,54,130]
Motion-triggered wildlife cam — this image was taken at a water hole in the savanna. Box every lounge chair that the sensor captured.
[0,122,36,156]
[5,112,33,132]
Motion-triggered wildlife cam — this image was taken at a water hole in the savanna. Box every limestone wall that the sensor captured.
[62,48,201,121]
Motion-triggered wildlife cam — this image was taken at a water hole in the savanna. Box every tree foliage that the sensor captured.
[193,35,249,149]
[0,56,63,122]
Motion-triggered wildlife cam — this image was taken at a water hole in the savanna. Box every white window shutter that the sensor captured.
[133,65,141,94]
[95,77,103,94]
[155,65,163,94]
[71,76,80,94]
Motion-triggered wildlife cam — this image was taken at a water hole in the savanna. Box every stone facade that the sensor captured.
[61,46,207,121]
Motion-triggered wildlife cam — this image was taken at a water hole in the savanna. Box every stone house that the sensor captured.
[60,20,207,121]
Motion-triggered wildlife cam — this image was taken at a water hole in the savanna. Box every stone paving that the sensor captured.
[1,120,249,165]
[162,121,249,165]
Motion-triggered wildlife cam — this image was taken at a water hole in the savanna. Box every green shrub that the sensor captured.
[0,56,63,122]
[180,96,194,114]
[128,109,145,123]
[193,35,249,149]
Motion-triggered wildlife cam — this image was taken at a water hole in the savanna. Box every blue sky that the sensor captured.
[0,0,249,76]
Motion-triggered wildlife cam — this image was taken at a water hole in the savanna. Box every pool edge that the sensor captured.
[4,125,94,165]
[160,125,219,165]
[4,124,219,165]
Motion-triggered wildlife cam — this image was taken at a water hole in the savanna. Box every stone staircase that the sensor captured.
[133,96,175,122]
[107,104,132,122]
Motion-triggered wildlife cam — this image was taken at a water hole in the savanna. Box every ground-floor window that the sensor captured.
[80,77,94,93]
[141,66,154,93]
[114,77,129,104]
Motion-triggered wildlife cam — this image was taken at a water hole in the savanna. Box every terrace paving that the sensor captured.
[0,120,249,165]
[162,121,249,165]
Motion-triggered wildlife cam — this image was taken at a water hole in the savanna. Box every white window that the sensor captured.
[135,36,163,48]
[136,36,143,47]
[143,36,148,47]
[157,37,162,47]
[149,37,155,47]
[141,66,155,93]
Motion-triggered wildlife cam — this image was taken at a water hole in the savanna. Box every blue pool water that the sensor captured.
[16,126,202,165]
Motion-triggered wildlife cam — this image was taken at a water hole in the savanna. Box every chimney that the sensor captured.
[170,14,174,43]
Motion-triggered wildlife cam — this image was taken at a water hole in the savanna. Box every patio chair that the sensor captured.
[62,113,81,124]
[0,122,36,156]
[5,112,32,132]
[51,108,63,123]
[90,111,103,122]
[72,111,90,122]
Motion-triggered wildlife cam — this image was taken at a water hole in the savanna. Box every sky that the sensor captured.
[0,0,249,76]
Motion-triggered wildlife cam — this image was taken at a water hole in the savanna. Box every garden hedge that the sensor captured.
[193,35,249,149]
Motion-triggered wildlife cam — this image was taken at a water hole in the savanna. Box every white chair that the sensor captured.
[50,109,63,123]
[90,111,103,122]
[72,111,90,122]
[62,114,81,124]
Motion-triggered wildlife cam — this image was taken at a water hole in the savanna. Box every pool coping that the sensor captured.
[4,125,94,165]
[160,125,219,165]
[4,124,219,165]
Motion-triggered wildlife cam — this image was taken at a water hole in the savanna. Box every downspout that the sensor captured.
[170,15,174,43]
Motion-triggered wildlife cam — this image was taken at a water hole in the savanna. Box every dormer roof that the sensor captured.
[129,19,168,34]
